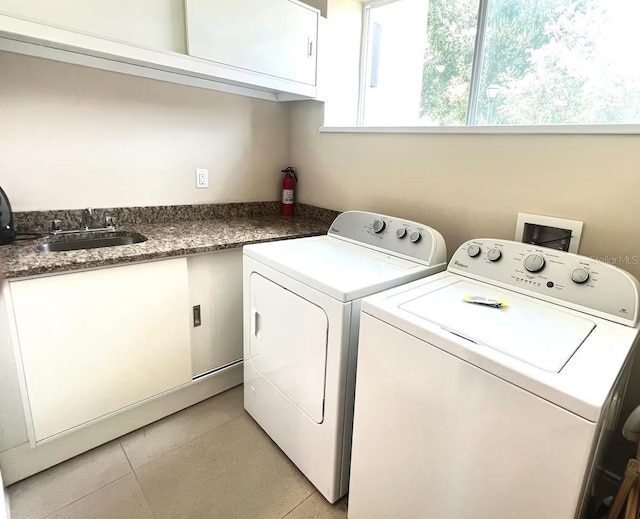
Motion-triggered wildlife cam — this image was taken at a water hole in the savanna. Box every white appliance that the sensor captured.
[349,239,640,519]
[243,211,447,503]
[1,470,8,519]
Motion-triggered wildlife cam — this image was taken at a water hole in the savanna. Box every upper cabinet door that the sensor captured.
[185,0,318,86]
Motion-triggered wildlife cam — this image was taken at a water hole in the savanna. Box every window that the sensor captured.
[360,0,640,127]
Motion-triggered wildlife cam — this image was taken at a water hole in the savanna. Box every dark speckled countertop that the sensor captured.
[0,213,333,280]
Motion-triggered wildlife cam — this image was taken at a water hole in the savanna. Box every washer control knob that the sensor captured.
[396,228,407,239]
[467,245,481,258]
[571,268,590,284]
[409,231,422,243]
[487,248,502,262]
[372,219,386,234]
[524,254,545,273]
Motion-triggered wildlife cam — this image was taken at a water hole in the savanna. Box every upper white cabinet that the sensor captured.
[0,0,186,52]
[8,259,192,443]
[0,0,320,100]
[185,0,318,87]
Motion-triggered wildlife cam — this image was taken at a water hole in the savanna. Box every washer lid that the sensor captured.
[400,280,596,372]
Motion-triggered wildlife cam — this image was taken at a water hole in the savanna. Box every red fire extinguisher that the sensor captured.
[281,167,298,216]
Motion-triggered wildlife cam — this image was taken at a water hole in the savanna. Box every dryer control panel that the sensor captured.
[448,239,640,326]
[328,211,447,266]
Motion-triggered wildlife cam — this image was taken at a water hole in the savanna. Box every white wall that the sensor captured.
[0,0,185,52]
[0,52,289,211]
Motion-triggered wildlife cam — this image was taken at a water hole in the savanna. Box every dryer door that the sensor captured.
[249,273,328,423]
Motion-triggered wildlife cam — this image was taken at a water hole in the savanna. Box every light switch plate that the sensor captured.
[515,213,583,253]
[195,169,209,188]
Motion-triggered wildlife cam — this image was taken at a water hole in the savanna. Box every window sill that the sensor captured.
[319,125,640,135]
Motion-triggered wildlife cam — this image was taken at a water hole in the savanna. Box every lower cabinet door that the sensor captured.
[9,258,192,442]
[188,249,243,377]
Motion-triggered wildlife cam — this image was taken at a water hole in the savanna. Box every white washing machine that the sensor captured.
[349,239,640,519]
[243,211,447,503]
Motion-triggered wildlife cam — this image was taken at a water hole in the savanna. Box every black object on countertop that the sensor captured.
[0,186,16,245]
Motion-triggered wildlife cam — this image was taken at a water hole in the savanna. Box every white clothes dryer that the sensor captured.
[349,238,640,519]
[243,211,447,503]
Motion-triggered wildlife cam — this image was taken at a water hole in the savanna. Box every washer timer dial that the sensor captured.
[524,254,545,273]
[372,219,386,233]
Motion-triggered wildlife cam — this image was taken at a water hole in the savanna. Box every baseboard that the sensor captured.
[0,364,242,485]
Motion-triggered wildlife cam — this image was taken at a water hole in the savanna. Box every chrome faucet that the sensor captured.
[81,208,94,231]
[49,208,117,235]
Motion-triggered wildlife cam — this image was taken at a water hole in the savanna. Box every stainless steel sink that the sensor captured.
[36,232,148,252]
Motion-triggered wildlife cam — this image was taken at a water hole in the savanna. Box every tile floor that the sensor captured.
[7,385,348,519]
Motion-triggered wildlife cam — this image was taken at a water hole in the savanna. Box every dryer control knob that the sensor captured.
[372,219,386,233]
[571,268,590,284]
[467,245,481,258]
[409,231,422,243]
[487,248,502,262]
[396,228,407,239]
[524,254,545,273]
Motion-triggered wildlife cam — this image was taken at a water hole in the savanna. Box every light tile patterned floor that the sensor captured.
[7,385,348,519]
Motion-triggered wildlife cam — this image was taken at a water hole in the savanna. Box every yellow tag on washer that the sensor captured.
[463,294,509,309]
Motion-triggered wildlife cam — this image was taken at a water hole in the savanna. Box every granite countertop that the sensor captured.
[0,215,331,279]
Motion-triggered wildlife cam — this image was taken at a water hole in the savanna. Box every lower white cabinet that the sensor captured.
[9,258,192,443]
[188,250,244,378]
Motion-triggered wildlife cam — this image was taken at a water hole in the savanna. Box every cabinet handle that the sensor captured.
[308,38,314,58]
[193,305,201,327]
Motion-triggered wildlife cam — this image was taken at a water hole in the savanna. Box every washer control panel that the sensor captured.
[450,239,640,326]
[328,211,447,266]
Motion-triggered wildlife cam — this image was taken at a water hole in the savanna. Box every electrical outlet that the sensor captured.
[195,169,209,189]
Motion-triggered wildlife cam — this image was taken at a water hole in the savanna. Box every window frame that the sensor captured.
[466,0,489,125]
[353,0,640,133]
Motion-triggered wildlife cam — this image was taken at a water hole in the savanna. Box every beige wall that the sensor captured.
[0,52,289,211]
[291,100,640,280]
